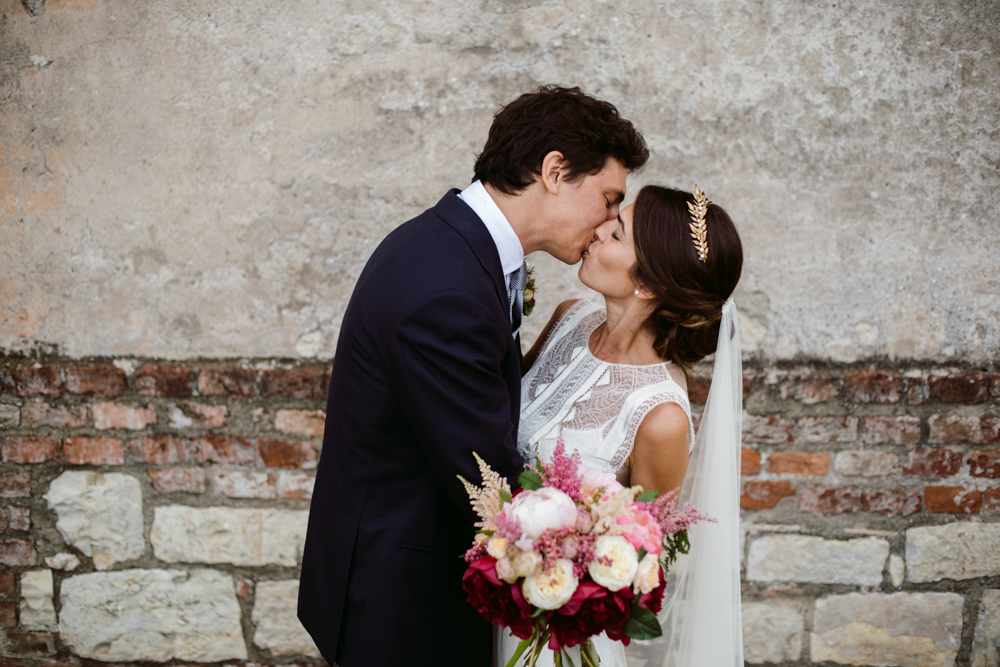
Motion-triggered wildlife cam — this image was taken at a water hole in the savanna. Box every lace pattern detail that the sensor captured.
[519,301,693,473]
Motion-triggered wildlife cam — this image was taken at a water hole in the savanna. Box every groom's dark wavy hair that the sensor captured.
[473,85,648,194]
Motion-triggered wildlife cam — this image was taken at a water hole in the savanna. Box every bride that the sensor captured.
[497,184,745,667]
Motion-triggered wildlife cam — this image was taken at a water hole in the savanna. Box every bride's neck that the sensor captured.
[590,297,660,365]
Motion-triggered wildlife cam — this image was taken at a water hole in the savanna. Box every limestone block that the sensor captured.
[906,522,1000,582]
[742,600,803,664]
[43,471,144,569]
[889,554,905,588]
[252,580,321,657]
[44,553,80,571]
[59,568,247,662]
[151,505,307,566]
[19,570,56,630]
[972,589,1000,667]
[746,535,888,585]
[811,592,963,667]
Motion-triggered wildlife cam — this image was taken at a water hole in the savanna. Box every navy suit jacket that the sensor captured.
[298,190,526,666]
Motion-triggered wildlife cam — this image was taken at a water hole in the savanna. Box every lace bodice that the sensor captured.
[518,300,694,473]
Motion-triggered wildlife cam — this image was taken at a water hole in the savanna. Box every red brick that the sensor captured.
[740,481,796,509]
[969,450,1000,478]
[0,572,14,596]
[903,448,963,477]
[0,472,30,498]
[275,409,326,437]
[194,435,256,465]
[929,373,990,404]
[260,368,329,399]
[168,402,228,429]
[929,415,1000,444]
[149,467,207,494]
[983,488,1000,513]
[925,486,982,513]
[844,370,902,403]
[93,402,156,430]
[65,365,127,398]
[862,490,922,516]
[907,377,929,404]
[64,437,124,465]
[741,448,761,475]
[1,366,63,397]
[743,416,794,445]
[779,376,839,404]
[257,438,318,469]
[798,487,862,514]
[276,471,316,499]
[0,601,15,627]
[794,417,858,443]
[743,374,763,399]
[130,435,190,464]
[0,631,56,657]
[197,367,257,398]
[235,578,253,599]
[134,364,193,397]
[1,437,61,463]
[0,539,36,566]
[992,374,1000,400]
[688,375,710,404]
[861,416,921,445]
[21,403,88,428]
[6,507,29,531]
[768,452,830,476]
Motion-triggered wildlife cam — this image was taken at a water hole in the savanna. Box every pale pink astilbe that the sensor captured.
[648,490,714,536]
[539,438,586,502]
[457,451,512,529]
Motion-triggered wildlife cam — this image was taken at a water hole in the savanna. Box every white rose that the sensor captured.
[487,537,509,560]
[587,535,639,591]
[508,487,578,541]
[633,552,661,595]
[514,550,542,578]
[522,559,578,610]
[496,557,518,584]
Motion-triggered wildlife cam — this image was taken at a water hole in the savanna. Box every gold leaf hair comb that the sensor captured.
[687,185,710,263]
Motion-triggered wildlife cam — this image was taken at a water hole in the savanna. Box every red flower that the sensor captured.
[546,578,632,650]
[462,556,534,639]
[637,572,667,615]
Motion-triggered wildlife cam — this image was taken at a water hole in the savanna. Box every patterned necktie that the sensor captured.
[508,261,527,335]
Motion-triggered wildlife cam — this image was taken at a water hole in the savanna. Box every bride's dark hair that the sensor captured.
[630,185,743,368]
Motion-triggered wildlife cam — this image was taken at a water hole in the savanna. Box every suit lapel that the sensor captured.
[433,189,510,316]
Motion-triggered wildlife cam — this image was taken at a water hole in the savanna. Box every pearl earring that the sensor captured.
[634,290,640,296]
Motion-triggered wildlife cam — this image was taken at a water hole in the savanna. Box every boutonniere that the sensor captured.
[523,266,536,317]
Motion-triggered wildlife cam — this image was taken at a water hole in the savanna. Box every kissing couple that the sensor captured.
[299,85,746,667]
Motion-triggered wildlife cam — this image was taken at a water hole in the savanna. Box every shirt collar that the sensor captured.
[458,180,525,279]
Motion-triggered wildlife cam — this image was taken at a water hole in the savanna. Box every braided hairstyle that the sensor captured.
[630,185,743,368]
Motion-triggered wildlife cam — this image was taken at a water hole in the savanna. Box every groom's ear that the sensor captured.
[539,151,566,195]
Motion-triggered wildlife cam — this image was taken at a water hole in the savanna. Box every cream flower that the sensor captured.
[587,535,639,591]
[514,550,542,578]
[633,552,661,595]
[508,487,578,541]
[487,537,509,560]
[522,559,578,610]
[496,557,518,584]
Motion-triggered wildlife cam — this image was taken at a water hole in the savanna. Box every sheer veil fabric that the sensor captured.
[625,298,745,667]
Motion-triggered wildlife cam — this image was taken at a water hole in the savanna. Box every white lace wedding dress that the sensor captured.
[496,300,694,667]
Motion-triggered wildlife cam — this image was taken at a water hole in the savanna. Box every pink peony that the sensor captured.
[508,487,578,549]
[578,463,624,497]
[617,507,663,555]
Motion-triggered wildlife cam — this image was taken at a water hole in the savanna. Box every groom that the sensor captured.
[298,85,648,666]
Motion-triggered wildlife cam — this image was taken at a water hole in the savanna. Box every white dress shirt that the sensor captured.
[458,180,525,290]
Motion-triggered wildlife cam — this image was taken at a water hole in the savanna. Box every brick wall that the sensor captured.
[1,359,998,665]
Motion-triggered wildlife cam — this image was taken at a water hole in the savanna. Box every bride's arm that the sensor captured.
[521,299,579,375]
[627,402,690,494]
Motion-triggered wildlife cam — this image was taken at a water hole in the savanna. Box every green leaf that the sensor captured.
[519,469,544,491]
[637,547,648,561]
[625,604,663,640]
[635,489,659,503]
[498,488,513,505]
[531,605,548,618]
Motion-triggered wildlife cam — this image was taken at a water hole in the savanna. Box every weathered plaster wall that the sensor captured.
[1,0,998,361]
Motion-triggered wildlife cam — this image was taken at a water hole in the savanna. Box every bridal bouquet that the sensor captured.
[460,441,710,667]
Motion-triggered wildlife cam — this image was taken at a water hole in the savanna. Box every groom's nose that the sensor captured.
[594,219,615,243]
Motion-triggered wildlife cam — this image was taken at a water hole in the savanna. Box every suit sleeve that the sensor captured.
[386,289,525,524]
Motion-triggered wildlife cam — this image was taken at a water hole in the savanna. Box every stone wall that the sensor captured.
[1,358,998,665]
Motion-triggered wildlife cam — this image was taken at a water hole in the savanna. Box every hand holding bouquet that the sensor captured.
[459,440,710,666]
